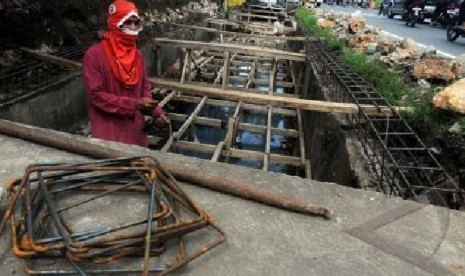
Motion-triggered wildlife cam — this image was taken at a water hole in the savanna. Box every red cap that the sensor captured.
[107,0,140,30]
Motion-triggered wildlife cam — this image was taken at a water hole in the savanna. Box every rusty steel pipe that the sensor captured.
[0,119,331,228]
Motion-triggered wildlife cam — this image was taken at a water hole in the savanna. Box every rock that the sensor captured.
[432,78,465,113]
[455,54,465,77]
[377,37,392,47]
[317,18,335,29]
[401,37,416,49]
[412,58,459,81]
[449,122,463,133]
[0,50,18,67]
[347,33,375,48]
[347,15,365,34]
[365,42,378,54]
[388,48,418,62]
[418,79,431,89]
[375,45,390,55]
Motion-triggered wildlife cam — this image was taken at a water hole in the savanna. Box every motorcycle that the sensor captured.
[405,5,423,27]
[446,9,465,41]
[432,7,456,28]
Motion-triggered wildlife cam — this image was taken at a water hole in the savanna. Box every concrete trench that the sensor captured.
[0,18,367,192]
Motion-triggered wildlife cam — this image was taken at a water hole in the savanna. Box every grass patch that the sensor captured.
[295,8,460,135]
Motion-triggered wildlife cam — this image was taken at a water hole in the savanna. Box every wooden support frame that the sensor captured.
[150,78,407,116]
[150,20,307,41]
[172,95,297,116]
[152,38,306,62]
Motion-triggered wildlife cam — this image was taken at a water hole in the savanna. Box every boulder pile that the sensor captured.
[312,9,460,82]
[312,8,465,115]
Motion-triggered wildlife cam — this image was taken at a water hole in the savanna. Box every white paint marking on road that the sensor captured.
[376,28,457,59]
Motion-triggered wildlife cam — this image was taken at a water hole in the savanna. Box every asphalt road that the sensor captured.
[321,4,465,57]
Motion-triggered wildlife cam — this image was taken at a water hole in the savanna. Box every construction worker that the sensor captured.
[82,0,169,147]
[273,11,288,36]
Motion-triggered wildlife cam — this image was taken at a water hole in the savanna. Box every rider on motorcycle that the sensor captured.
[404,0,424,18]
[459,0,465,27]
[431,0,451,25]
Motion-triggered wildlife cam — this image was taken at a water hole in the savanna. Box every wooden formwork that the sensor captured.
[152,33,311,177]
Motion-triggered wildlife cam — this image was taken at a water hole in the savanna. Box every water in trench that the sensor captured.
[169,65,302,176]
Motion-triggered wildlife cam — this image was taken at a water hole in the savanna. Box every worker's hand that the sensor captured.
[154,113,170,127]
[137,98,157,115]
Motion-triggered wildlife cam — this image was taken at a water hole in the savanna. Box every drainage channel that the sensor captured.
[301,26,463,208]
[150,35,309,177]
[0,45,87,107]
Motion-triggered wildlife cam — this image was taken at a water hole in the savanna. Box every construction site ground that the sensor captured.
[0,131,464,276]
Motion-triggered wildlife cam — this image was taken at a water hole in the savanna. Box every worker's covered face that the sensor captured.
[108,0,143,36]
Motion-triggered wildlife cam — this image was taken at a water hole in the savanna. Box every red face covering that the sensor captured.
[101,0,141,87]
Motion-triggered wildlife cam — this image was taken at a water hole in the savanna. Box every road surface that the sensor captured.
[322,4,465,57]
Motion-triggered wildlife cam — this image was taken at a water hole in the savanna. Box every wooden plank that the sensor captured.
[224,118,235,163]
[152,38,306,62]
[167,112,299,137]
[150,78,406,116]
[186,81,297,99]
[214,53,237,85]
[172,140,217,153]
[150,20,307,41]
[229,76,294,88]
[180,50,190,83]
[158,91,177,108]
[207,18,273,31]
[222,51,230,89]
[297,109,308,173]
[21,47,82,70]
[229,149,303,165]
[211,141,224,162]
[172,95,297,116]
[269,58,277,94]
[304,159,312,179]
[160,140,302,166]
[161,135,174,152]
[263,106,272,171]
[173,96,208,140]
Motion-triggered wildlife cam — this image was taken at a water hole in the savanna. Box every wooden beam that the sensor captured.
[152,38,306,62]
[172,95,297,116]
[21,47,82,70]
[211,141,224,162]
[263,106,272,171]
[158,91,177,107]
[150,78,406,116]
[167,112,298,137]
[163,140,302,166]
[180,49,191,83]
[222,51,230,89]
[229,76,294,88]
[173,96,208,140]
[150,20,307,41]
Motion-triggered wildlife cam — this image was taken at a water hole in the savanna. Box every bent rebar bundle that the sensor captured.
[6,156,225,275]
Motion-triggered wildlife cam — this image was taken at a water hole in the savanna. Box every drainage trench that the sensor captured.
[0,7,462,209]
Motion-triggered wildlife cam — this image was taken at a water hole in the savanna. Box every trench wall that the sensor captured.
[298,57,356,187]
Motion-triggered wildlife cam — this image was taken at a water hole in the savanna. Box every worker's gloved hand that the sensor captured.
[154,113,170,126]
[137,98,158,115]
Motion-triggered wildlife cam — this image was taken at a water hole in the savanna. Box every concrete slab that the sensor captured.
[0,132,464,275]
